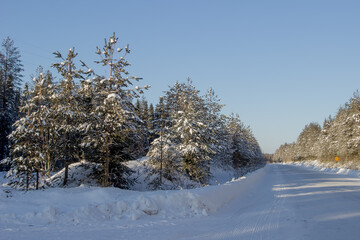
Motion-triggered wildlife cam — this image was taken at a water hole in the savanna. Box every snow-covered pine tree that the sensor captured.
[169,79,215,184]
[0,37,23,164]
[81,33,149,187]
[148,103,155,131]
[7,84,33,190]
[226,114,262,169]
[203,88,227,165]
[153,97,167,132]
[8,72,55,190]
[147,132,181,189]
[77,77,97,163]
[134,99,142,118]
[296,122,322,160]
[163,82,183,124]
[137,97,151,155]
[140,97,149,122]
[31,71,57,181]
[274,91,360,164]
[147,97,182,189]
[52,48,85,186]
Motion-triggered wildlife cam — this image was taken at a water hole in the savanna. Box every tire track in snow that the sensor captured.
[212,164,287,240]
[240,165,286,240]
[188,165,285,240]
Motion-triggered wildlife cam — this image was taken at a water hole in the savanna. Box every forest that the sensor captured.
[0,33,263,191]
[274,92,360,169]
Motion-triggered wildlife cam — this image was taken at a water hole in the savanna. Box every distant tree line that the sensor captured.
[0,37,23,170]
[274,92,360,166]
[1,34,263,190]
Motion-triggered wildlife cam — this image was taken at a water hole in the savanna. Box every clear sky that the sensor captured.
[1,0,360,153]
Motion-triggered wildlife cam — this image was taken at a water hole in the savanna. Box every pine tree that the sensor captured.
[137,97,151,154]
[147,97,181,189]
[147,132,181,189]
[163,81,183,122]
[52,48,85,186]
[81,33,149,187]
[274,91,360,164]
[203,88,227,165]
[226,114,262,169]
[154,97,168,132]
[7,83,33,189]
[167,79,215,184]
[134,99,142,118]
[77,78,97,163]
[0,37,23,163]
[8,72,55,190]
[148,103,155,131]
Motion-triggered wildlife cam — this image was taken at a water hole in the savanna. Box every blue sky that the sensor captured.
[1,0,360,153]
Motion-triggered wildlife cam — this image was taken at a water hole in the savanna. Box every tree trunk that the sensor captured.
[63,161,69,186]
[159,131,163,188]
[36,170,39,190]
[104,134,110,187]
[26,170,29,191]
[104,150,110,187]
[63,132,69,186]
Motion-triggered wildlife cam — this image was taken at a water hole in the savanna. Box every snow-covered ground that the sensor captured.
[1,163,360,240]
[288,160,360,178]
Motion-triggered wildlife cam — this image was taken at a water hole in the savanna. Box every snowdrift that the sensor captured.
[0,167,266,226]
[45,161,102,188]
[287,160,360,178]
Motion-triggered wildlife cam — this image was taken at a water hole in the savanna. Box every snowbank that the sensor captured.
[126,158,201,191]
[0,166,266,227]
[198,166,266,212]
[286,160,360,178]
[45,161,101,188]
[126,157,263,191]
[0,186,207,226]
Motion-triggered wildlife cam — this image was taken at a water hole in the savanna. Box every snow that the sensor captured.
[107,93,120,99]
[126,157,235,191]
[287,160,360,178]
[0,168,262,237]
[45,161,101,188]
[2,163,360,239]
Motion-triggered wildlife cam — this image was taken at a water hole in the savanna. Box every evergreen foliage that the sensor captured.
[146,80,263,189]
[274,91,360,166]
[6,34,263,190]
[226,114,263,169]
[8,72,55,190]
[0,37,23,165]
[52,48,85,186]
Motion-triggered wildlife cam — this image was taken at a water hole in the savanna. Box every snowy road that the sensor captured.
[2,164,360,240]
[159,164,360,240]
